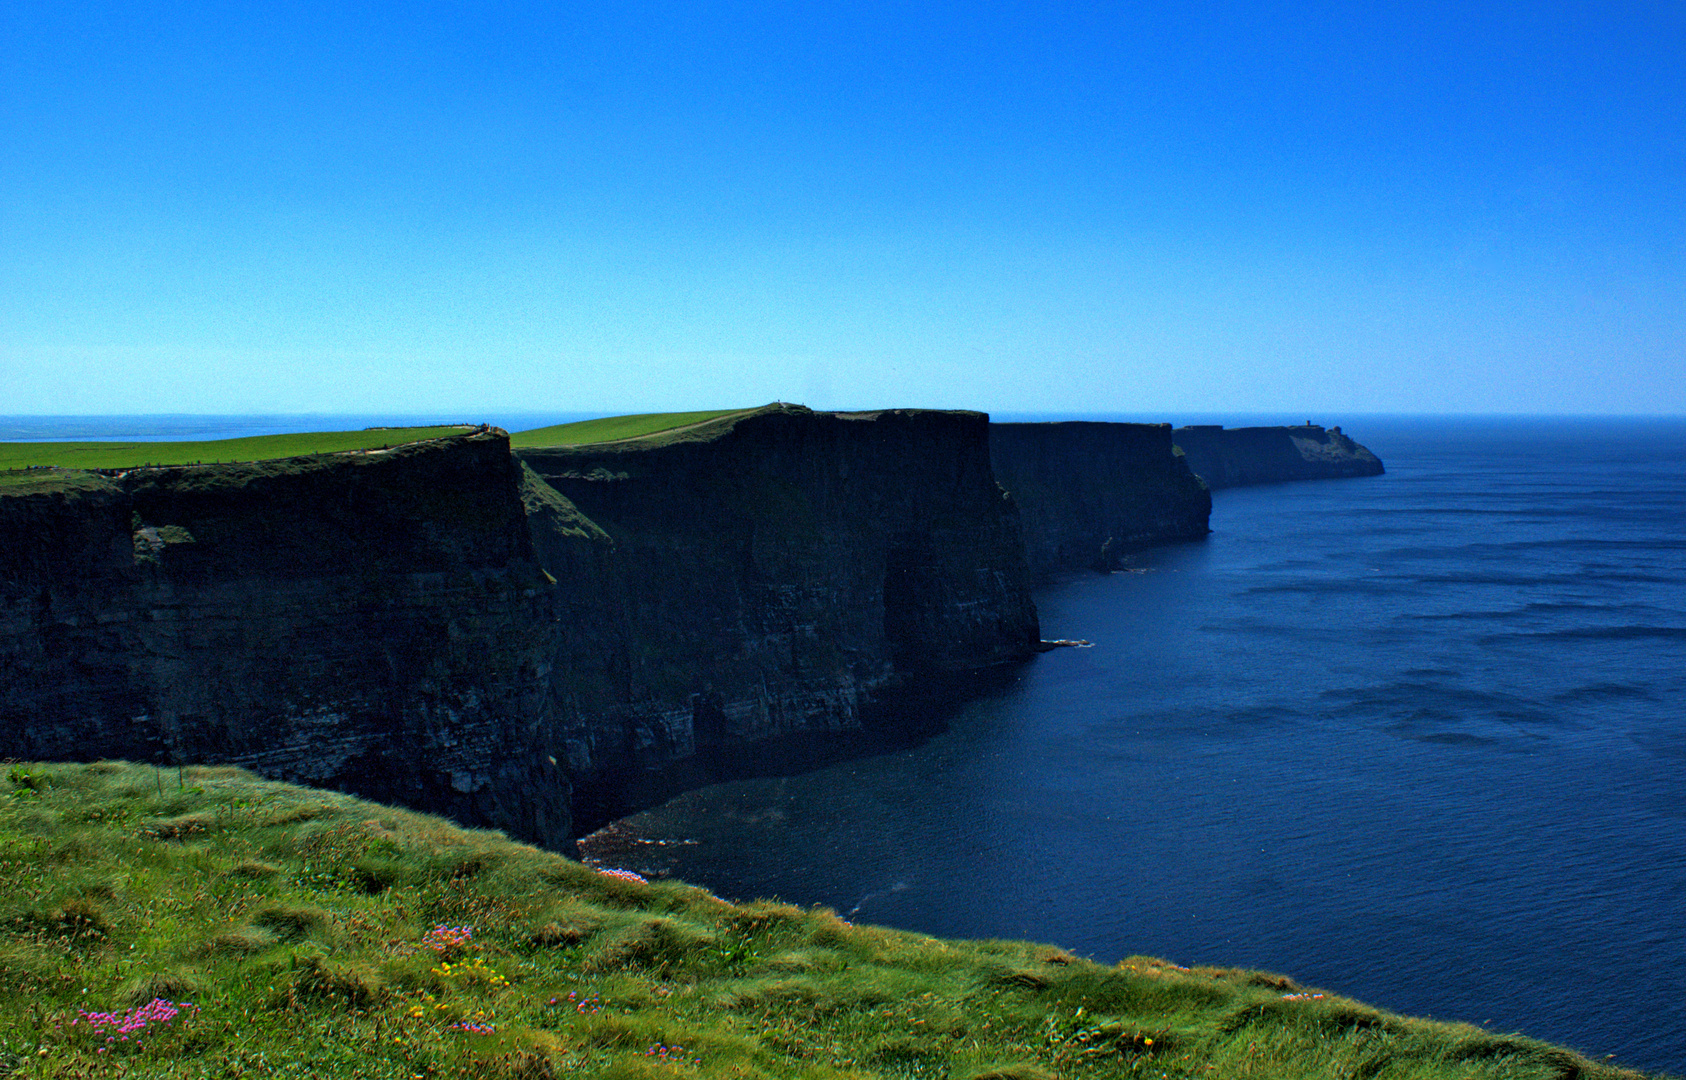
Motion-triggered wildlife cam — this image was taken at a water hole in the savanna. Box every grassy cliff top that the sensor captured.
[0,427,480,494]
[0,427,477,473]
[513,405,993,455]
[511,409,764,449]
[0,761,1657,1080]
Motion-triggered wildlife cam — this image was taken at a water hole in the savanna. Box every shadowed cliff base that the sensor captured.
[565,662,1031,838]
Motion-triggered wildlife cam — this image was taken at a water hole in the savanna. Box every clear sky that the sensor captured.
[3,2,1682,417]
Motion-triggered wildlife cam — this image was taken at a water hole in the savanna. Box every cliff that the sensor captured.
[3,411,1381,847]
[2,409,1043,844]
[517,405,1041,831]
[0,430,573,847]
[1172,424,1384,489]
[988,422,1211,579]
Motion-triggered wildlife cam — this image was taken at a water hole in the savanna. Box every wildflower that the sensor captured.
[69,999,199,1045]
[448,1020,496,1035]
[421,925,475,954]
[597,867,648,884]
[644,1043,700,1065]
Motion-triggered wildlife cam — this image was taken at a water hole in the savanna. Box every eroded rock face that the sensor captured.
[518,406,1042,832]
[988,422,1211,580]
[0,431,572,847]
[1172,425,1384,489]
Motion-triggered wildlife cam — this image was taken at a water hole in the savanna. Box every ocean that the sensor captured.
[9,413,1683,1071]
[582,416,1686,1074]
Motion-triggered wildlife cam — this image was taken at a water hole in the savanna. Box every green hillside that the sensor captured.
[0,761,1658,1079]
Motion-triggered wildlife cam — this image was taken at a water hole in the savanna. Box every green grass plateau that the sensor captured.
[0,428,476,479]
[0,762,1658,1080]
[0,427,481,497]
[511,410,758,449]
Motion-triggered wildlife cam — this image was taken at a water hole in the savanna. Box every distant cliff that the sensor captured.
[518,405,1041,831]
[0,430,572,847]
[989,422,1210,580]
[1172,424,1383,489]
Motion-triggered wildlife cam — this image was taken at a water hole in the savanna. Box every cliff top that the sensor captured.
[512,408,761,448]
[0,425,485,495]
[0,759,1651,1080]
[516,403,993,457]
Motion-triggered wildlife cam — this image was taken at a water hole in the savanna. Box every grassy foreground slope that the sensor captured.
[0,428,477,474]
[0,763,1657,1080]
[511,409,758,448]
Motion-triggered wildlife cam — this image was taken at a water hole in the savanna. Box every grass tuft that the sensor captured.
[955,1063,1055,1080]
[251,902,332,942]
[289,955,387,1010]
[117,970,205,1007]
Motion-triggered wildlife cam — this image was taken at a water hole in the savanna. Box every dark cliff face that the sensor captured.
[517,406,1041,831]
[3,413,1044,846]
[988,422,1211,580]
[0,432,572,847]
[1172,425,1384,489]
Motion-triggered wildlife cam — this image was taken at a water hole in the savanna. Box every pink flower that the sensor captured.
[597,868,648,884]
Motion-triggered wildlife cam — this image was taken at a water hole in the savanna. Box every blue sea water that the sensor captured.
[583,417,1686,1074]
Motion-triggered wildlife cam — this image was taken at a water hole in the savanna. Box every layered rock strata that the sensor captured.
[988,422,1211,580]
[1172,424,1384,489]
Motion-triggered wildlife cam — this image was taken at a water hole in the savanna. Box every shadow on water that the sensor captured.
[567,661,1033,840]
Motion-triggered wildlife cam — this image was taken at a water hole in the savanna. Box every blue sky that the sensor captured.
[3,2,1682,416]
